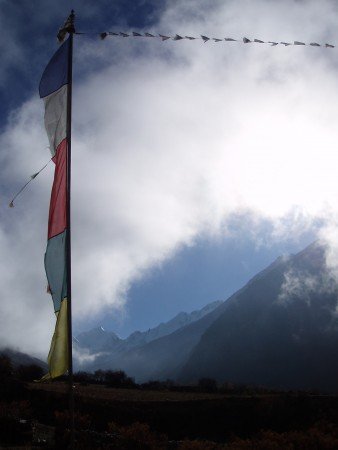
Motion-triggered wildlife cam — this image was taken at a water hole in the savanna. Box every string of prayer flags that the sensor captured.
[90,29,336,49]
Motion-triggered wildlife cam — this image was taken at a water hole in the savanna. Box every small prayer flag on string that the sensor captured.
[8,160,52,208]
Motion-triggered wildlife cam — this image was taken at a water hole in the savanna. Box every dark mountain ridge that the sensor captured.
[79,249,297,382]
[0,347,48,370]
[180,241,338,392]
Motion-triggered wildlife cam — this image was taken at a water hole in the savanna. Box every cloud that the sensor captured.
[73,347,106,367]
[3,0,338,357]
[278,265,337,305]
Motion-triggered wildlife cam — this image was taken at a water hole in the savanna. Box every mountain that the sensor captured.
[74,327,121,353]
[76,241,338,392]
[74,300,223,374]
[0,347,48,370]
[126,300,223,348]
[87,299,228,381]
[180,241,338,392]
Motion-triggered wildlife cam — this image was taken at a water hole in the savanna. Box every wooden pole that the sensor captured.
[66,10,75,449]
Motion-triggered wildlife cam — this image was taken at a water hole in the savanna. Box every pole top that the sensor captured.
[69,10,75,34]
[57,11,75,42]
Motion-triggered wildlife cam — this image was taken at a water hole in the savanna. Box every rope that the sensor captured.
[9,158,52,208]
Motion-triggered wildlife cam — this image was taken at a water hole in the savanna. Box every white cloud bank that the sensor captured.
[2,0,338,357]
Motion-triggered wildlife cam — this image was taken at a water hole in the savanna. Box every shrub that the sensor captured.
[197,378,218,392]
[107,421,167,449]
[0,400,32,420]
[141,380,163,391]
[104,370,136,388]
[73,371,94,384]
[54,410,91,431]
[178,440,222,449]
[93,369,105,384]
[16,364,44,382]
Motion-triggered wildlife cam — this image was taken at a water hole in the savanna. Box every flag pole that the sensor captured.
[66,9,75,447]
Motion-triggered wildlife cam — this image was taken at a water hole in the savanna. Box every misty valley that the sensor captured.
[3,241,338,448]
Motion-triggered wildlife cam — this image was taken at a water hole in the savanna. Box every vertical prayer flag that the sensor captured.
[39,39,70,379]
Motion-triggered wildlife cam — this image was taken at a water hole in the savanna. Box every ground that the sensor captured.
[2,380,338,448]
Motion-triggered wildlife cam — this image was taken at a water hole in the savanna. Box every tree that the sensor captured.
[0,355,12,381]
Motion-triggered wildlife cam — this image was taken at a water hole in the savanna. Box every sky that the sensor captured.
[2,0,338,357]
